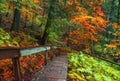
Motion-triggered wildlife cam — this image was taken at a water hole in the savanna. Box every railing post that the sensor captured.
[12,57,22,81]
[50,46,54,60]
[58,48,60,56]
[44,51,48,65]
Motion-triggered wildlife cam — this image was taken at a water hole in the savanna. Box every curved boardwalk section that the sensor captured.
[32,55,68,81]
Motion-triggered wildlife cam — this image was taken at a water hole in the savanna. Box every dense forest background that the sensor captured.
[0,0,120,81]
[0,0,120,49]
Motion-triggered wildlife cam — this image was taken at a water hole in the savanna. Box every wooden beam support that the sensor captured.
[12,57,22,81]
[0,49,20,60]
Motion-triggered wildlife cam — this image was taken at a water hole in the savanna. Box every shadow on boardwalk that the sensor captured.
[32,55,68,81]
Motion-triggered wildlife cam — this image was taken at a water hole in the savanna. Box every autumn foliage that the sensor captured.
[65,0,107,51]
[0,0,120,80]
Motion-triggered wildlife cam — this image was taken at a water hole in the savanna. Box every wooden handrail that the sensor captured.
[0,46,58,81]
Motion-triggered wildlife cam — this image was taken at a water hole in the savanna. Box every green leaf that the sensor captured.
[0,40,4,44]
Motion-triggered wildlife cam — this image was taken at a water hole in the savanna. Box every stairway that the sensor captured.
[31,55,68,81]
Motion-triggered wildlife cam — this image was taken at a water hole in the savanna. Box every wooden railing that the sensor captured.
[0,46,59,81]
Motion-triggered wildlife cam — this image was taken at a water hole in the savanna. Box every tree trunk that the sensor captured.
[37,1,55,45]
[31,13,37,29]
[10,1,21,31]
[105,0,115,44]
[118,0,120,25]
[40,18,51,45]
[91,40,94,54]
[109,0,115,22]
[11,8,21,31]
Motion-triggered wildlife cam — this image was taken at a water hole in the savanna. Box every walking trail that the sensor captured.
[32,54,68,81]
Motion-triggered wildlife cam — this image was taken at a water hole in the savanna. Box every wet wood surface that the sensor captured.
[32,55,68,81]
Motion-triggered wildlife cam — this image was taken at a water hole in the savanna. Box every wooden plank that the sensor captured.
[20,47,51,56]
[0,46,57,59]
[0,49,20,60]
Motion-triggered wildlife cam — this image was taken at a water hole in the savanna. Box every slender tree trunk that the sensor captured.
[105,0,115,43]
[109,0,115,22]
[40,17,51,45]
[10,0,21,31]
[91,40,94,54]
[11,8,21,31]
[118,0,120,25]
[31,12,37,29]
[38,1,55,45]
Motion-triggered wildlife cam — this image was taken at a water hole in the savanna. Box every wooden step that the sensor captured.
[31,55,68,81]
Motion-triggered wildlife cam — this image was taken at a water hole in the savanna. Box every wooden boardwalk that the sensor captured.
[31,55,68,81]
